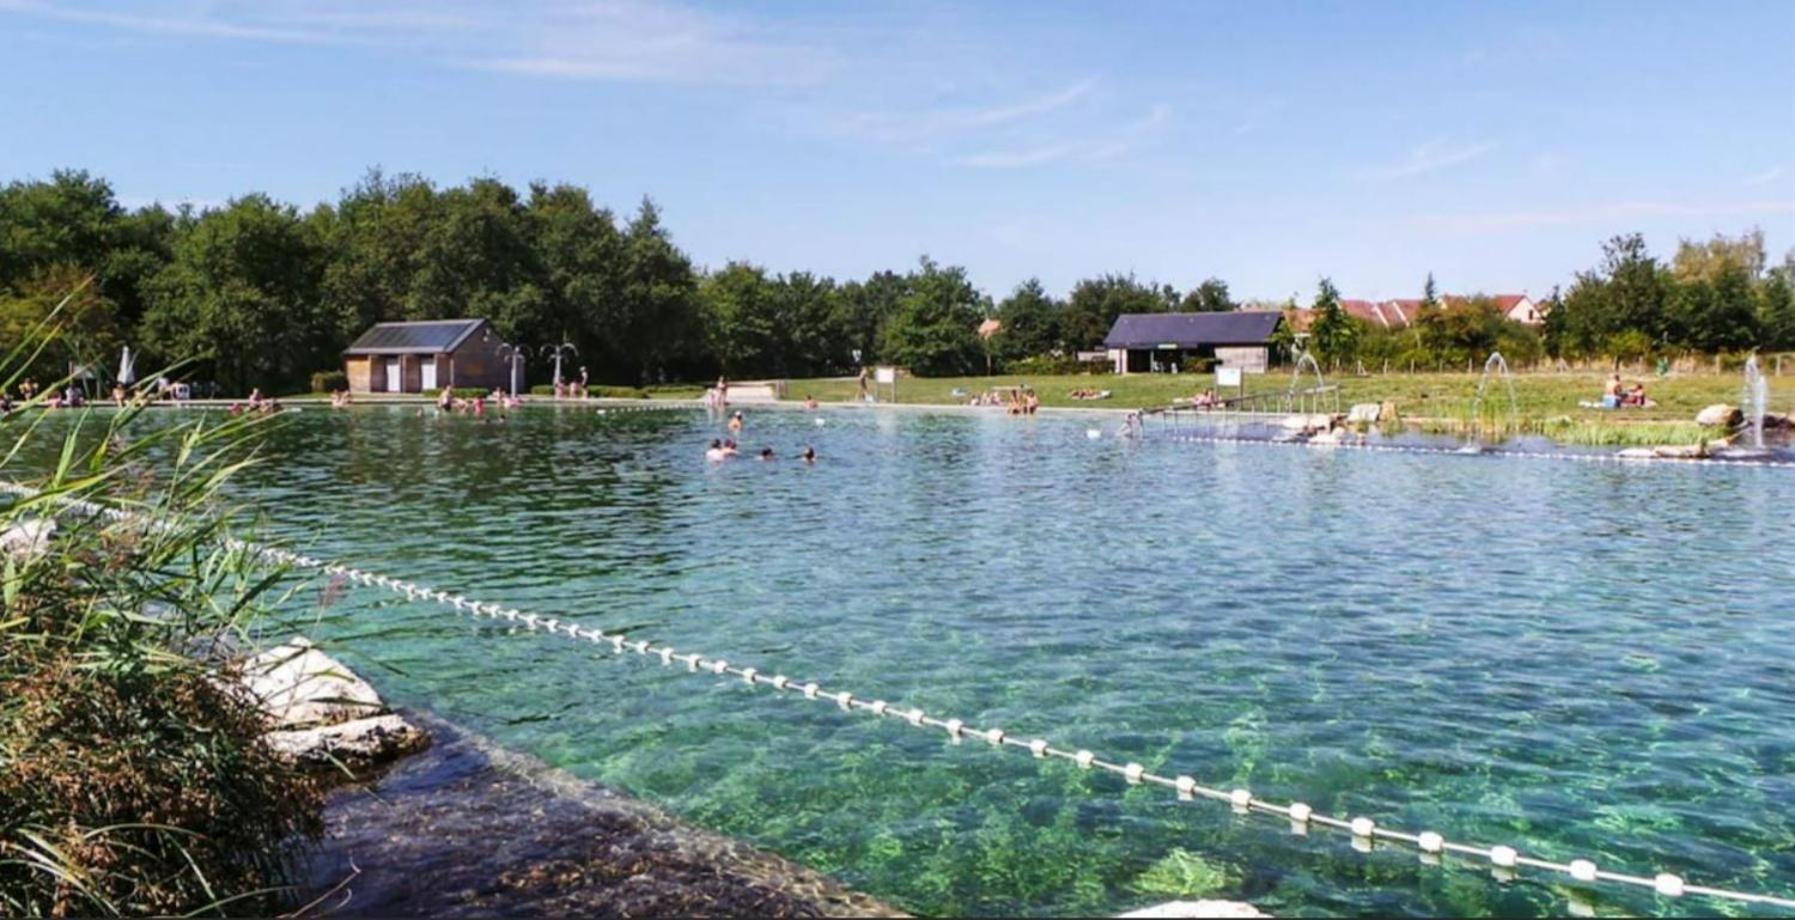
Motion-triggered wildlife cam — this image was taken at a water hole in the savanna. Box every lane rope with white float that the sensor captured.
[3,478,1792,912]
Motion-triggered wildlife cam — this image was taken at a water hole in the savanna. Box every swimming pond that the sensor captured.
[24,405,1795,916]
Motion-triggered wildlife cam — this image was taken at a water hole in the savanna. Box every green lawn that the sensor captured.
[780,370,1792,446]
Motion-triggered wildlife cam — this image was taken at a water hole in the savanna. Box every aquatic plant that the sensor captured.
[0,297,321,916]
[1130,848,1235,897]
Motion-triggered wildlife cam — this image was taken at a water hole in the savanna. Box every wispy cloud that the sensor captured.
[833,78,1099,146]
[0,0,332,43]
[0,0,837,86]
[1366,138,1496,180]
[1743,166,1787,187]
[1409,199,1795,233]
[955,103,1170,169]
[465,1,837,86]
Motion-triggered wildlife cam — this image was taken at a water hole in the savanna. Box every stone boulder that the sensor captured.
[1695,404,1743,428]
[1346,403,1381,424]
[244,637,384,728]
[240,637,426,767]
[1118,900,1268,919]
[266,714,428,766]
[0,517,56,561]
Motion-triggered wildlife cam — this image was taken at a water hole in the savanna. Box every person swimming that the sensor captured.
[800,445,816,463]
[728,410,744,434]
[803,395,818,410]
[722,439,739,457]
[759,447,775,460]
[705,438,727,462]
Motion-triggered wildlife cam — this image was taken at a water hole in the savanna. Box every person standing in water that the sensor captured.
[728,411,744,434]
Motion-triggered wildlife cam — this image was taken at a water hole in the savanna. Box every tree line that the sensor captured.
[1,169,1789,393]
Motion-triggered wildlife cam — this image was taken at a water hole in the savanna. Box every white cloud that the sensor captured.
[0,0,838,86]
[1743,166,1787,187]
[955,103,1170,170]
[1366,138,1496,180]
[833,78,1100,146]
[1409,199,1795,233]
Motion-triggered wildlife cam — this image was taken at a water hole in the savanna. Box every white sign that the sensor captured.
[1216,366,1243,388]
[874,367,897,385]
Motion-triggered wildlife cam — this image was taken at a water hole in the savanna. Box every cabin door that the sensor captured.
[419,361,437,391]
[386,359,403,393]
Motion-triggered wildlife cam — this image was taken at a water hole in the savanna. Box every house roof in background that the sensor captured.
[1103,311,1284,349]
[344,319,491,355]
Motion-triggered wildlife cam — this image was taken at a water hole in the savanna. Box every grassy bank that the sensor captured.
[780,370,1789,443]
[784,370,1787,419]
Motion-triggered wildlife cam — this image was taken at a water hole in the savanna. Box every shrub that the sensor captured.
[1006,355,1112,375]
[309,369,347,393]
[0,309,324,916]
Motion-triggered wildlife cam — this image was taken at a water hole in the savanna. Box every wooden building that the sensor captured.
[1102,311,1285,374]
[343,319,509,393]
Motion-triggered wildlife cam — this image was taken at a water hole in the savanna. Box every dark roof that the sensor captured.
[1102,311,1283,349]
[344,319,490,355]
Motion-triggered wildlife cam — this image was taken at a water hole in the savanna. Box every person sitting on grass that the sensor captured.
[1194,388,1219,409]
[1601,373,1623,409]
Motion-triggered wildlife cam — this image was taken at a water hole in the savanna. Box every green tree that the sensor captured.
[879,257,983,376]
[0,169,174,328]
[994,278,1062,365]
[525,180,625,375]
[777,270,846,377]
[699,261,781,377]
[1307,277,1360,369]
[1672,227,1766,282]
[1060,273,1173,352]
[1178,277,1236,312]
[0,265,122,383]
[139,195,327,393]
[1758,256,1795,350]
[615,198,701,383]
[836,270,908,367]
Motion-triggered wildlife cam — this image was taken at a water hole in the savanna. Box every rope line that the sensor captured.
[1155,429,1793,468]
[5,480,1792,912]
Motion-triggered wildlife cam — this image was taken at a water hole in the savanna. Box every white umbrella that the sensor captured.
[117,346,136,386]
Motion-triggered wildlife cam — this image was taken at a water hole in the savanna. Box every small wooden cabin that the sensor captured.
[343,319,508,393]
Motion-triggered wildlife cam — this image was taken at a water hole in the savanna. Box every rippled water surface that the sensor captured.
[32,405,1795,916]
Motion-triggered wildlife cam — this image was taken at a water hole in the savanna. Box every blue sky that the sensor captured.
[3,0,1792,302]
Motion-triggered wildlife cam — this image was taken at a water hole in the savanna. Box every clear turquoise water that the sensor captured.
[28,406,1795,916]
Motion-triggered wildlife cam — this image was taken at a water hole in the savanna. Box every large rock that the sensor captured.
[1695,404,1743,427]
[0,517,56,561]
[1346,403,1381,424]
[1118,901,1268,919]
[243,637,384,728]
[265,713,428,766]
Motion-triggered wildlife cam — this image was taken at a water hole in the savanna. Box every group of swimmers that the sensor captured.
[226,388,284,415]
[703,410,817,463]
[435,387,525,416]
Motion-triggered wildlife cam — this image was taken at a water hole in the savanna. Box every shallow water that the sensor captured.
[21,405,1795,916]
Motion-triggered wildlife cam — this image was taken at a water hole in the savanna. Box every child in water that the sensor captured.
[758,447,775,460]
[800,446,816,463]
[705,439,727,462]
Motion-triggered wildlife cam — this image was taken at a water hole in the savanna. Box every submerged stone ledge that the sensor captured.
[295,709,904,917]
